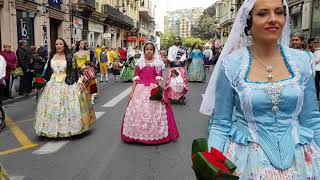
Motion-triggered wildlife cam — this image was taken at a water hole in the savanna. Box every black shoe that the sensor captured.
[100,80,103,83]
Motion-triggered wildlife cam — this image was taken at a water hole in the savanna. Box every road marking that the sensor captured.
[95,112,105,119]
[9,176,25,180]
[5,117,36,146]
[103,86,131,107]
[32,141,69,155]
[0,117,38,156]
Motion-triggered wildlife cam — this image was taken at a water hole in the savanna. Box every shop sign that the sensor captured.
[88,21,104,33]
[103,33,112,39]
[48,0,63,5]
[17,11,34,45]
[73,17,83,29]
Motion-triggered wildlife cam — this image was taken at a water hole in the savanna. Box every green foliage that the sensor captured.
[203,5,216,17]
[182,37,205,48]
[191,15,219,40]
[160,31,177,49]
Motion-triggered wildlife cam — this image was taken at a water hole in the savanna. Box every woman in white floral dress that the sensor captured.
[34,38,95,138]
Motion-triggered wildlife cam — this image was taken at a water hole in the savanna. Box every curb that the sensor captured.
[3,92,37,105]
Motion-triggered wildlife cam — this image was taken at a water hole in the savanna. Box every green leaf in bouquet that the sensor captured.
[192,138,208,155]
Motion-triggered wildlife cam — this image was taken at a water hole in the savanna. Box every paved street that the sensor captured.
[0,69,211,180]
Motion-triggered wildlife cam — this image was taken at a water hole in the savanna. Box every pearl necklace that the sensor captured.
[251,53,275,82]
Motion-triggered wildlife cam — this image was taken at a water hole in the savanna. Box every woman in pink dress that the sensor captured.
[121,41,179,144]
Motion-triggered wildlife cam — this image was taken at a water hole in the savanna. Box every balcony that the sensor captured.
[102,4,134,28]
[139,2,154,20]
[139,6,150,18]
[78,0,95,12]
[219,13,234,28]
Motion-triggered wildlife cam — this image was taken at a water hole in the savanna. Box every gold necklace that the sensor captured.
[251,53,275,82]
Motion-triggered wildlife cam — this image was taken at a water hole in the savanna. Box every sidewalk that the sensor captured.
[3,92,37,105]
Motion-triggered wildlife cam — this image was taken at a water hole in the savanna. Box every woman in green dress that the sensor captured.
[121,46,136,81]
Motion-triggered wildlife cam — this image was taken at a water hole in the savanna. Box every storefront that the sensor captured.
[49,18,62,49]
[0,1,2,51]
[88,21,104,48]
[16,10,35,46]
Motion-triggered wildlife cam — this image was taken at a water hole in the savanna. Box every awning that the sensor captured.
[140,36,146,42]
[127,36,137,42]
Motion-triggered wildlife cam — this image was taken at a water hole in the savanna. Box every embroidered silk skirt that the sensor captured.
[120,65,135,81]
[121,83,179,144]
[0,164,9,180]
[187,58,205,82]
[34,79,96,138]
[224,139,320,179]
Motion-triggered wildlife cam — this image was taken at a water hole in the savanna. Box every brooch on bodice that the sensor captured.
[263,84,285,112]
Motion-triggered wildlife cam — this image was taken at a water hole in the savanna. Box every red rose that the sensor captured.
[210,147,227,162]
[35,77,46,83]
[150,86,160,96]
[202,151,230,174]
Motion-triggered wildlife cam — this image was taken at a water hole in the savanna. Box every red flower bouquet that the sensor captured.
[34,77,46,89]
[149,86,163,101]
[192,138,239,180]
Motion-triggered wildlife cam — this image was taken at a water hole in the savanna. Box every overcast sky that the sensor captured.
[154,0,216,32]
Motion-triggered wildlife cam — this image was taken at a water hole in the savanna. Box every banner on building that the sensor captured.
[302,2,311,30]
[89,21,104,33]
[73,17,83,29]
[103,33,112,39]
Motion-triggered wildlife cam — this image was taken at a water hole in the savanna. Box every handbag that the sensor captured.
[12,67,24,77]
[83,66,96,82]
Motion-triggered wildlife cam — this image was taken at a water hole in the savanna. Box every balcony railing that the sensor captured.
[79,0,95,10]
[219,13,228,25]
[102,4,134,27]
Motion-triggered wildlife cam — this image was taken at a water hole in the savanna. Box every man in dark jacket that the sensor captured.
[16,39,33,95]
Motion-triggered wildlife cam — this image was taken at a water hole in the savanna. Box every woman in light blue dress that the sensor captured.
[187,43,205,82]
[200,0,320,178]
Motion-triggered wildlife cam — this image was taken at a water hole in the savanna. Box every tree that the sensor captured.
[203,5,216,17]
[191,5,219,40]
[182,37,205,48]
[160,31,176,49]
